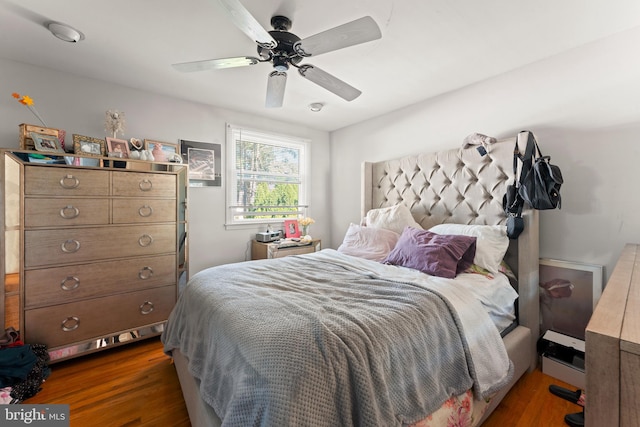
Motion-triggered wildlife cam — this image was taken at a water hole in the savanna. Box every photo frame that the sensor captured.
[105,137,130,159]
[72,134,106,157]
[539,258,603,341]
[180,139,222,187]
[144,139,180,162]
[284,220,301,238]
[30,131,64,153]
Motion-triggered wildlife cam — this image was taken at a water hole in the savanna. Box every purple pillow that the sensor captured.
[382,227,477,278]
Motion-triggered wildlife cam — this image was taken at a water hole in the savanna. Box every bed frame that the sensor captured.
[172,136,539,426]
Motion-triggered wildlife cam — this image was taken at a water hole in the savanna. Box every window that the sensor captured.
[226,124,309,226]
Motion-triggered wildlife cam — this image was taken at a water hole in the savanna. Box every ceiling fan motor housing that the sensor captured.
[257,16,303,71]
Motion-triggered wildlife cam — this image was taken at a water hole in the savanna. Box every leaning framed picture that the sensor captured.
[72,134,105,157]
[180,139,222,187]
[539,258,603,340]
[105,137,130,158]
[30,132,64,153]
[144,139,180,162]
[284,219,301,238]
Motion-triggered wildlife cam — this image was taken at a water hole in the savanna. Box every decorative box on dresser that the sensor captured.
[0,150,188,362]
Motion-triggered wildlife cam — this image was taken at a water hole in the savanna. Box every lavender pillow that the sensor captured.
[382,227,477,278]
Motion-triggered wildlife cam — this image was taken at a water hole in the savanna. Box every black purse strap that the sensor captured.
[510,131,537,216]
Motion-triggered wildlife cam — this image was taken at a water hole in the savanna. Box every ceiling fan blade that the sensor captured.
[294,16,381,57]
[266,71,287,108]
[172,56,260,72]
[298,65,361,101]
[217,0,277,48]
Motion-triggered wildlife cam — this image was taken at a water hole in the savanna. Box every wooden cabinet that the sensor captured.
[251,239,321,260]
[1,151,188,362]
[586,243,640,426]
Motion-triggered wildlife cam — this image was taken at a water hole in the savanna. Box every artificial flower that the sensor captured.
[104,109,126,138]
[12,92,47,126]
[299,217,315,226]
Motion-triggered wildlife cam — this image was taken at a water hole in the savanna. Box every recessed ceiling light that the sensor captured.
[309,102,324,112]
[47,22,85,43]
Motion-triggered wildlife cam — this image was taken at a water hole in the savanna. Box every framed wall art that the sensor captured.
[180,139,222,187]
[539,258,603,340]
[144,139,180,162]
[106,137,130,158]
[72,134,106,157]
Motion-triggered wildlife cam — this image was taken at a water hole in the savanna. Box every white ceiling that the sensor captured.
[2,0,640,132]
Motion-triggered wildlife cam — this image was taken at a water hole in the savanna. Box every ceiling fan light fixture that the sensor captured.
[47,22,85,43]
[272,56,289,72]
[309,102,324,112]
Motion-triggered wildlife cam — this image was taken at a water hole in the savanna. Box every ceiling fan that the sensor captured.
[172,0,382,108]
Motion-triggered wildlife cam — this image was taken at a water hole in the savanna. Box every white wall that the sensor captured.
[330,26,640,283]
[1,58,331,275]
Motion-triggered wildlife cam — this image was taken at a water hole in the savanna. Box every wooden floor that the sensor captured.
[27,337,582,426]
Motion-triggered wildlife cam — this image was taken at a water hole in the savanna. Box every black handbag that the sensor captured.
[506,215,525,240]
[518,135,563,210]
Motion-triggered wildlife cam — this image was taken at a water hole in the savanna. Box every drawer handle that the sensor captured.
[61,316,80,332]
[60,205,80,219]
[59,174,80,189]
[61,239,81,253]
[138,266,154,280]
[139,301,154,315]
[139,179,153,192]
[60,276,80,291]
[138,234,154,247]
[138,205,153,217]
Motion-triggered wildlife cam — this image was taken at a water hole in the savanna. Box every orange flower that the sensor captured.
[11,92,47,126]
[20,95,34,106]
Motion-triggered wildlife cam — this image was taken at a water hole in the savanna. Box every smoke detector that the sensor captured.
[47,22,85,43]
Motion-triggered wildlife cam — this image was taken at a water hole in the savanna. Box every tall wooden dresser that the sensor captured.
[586,244,640,426]
[0,150,188,362]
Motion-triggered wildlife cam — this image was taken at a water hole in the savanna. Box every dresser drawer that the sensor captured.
[25,166,109,196]
[24,285,176,348]
[25,254,177,308]
[112,199,176,224]
[25,198,110,227]
[112,171,176,198]
[25,224,176,268]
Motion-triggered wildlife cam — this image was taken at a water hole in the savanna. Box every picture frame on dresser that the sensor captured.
[73,134,105,157]
[30,132,64,153]
[106,137,130,159]
[539,258,603,340]
[284,219,301,238]
[144,139,180,163]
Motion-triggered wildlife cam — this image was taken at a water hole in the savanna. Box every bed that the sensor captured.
[162,135,540,426]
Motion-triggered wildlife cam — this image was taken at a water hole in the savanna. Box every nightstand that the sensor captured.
[251,239,321,260]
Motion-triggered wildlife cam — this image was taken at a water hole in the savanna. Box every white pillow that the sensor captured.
[364,204,422,234]
[428,223,508,274]
[337,224,400,262]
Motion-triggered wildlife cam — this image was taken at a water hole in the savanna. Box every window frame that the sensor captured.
[225,124,310,228]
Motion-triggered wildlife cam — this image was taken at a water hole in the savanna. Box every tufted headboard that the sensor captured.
[361,136,539,370]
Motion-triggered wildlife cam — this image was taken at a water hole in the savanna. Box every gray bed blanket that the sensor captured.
[162,249,513,426]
